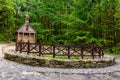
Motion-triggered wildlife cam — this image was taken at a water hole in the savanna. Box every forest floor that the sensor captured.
[0,44,120,80]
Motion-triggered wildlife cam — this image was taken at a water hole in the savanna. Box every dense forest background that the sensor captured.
[0,0,120,48]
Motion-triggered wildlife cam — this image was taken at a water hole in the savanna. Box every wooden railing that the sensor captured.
[15,42,104,59]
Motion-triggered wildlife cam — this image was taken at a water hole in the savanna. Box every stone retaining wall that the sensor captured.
[4,53,116,68]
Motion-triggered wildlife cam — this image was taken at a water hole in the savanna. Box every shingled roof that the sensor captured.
[17,15,36,33]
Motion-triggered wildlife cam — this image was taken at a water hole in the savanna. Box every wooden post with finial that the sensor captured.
[25,14,30,23]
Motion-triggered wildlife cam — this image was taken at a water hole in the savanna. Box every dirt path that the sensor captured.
[0,44,120,80]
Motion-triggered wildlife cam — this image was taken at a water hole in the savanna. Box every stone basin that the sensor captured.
[4,51,116,68]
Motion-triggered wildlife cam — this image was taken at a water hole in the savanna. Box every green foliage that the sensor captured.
[0,0,120,49]
[0,0,15,41]
[0,34,6,41]
[105,47,120,55]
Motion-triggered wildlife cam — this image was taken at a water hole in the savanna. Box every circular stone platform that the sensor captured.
[4,51,116,68]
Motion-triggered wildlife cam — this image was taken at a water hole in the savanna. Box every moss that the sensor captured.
[89,61,96,68]
[84,63,91,68]
[52,59,64,65]
[64,63,73,68]
[38,59,46,66]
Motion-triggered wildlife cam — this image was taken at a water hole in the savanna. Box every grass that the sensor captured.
[45,54,68,59]
[42,54,92,60]
[30,53,94,60]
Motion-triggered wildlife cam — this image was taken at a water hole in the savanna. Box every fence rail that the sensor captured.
[15,42,104,59]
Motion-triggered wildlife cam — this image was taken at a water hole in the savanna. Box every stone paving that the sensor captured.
[0,44,120,80]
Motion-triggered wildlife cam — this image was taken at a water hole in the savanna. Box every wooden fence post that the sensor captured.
[39,41,42,56]
[15,41,17,51]
[53,44,55,58]
[27,41,30,55]
[20,40,22,53]
[67,44,70,59]
[101,47,104,57]
[81,45,84,59]
[91,47,94,59]
[98,47,101,59]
